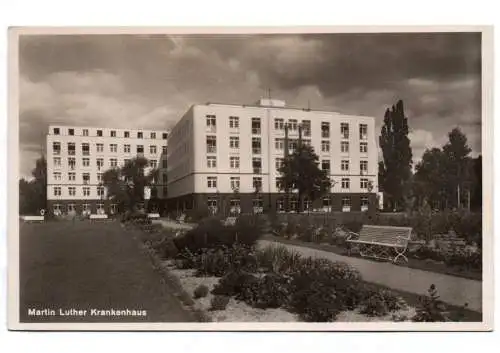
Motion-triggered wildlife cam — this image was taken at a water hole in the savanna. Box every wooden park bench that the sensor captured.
[346,225,412,263]
[89,214,109,222]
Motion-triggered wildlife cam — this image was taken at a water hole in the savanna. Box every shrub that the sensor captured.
[412,284,451,322]
[192,243,258,277]
[154,237,180,259]
[210,295,230,311]
[359,289,406,317]
[289,279,342,322]
[212,271,258,297]
[238,273,292,309]
[256,244,303,274]
[193,284,209,299]
[185,208,211,223]
[233,216,264,245]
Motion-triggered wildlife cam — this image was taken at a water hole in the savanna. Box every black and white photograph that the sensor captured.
[7,27,493,331]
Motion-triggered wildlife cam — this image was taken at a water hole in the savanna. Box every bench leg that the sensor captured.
[393,247,408,264]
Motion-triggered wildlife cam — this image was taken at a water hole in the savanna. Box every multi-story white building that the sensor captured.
[46,125,169,215]
[166,98,378,214]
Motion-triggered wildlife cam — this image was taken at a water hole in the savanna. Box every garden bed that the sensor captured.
[124,214,476,323]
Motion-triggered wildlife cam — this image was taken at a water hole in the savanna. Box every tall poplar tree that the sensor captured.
[379,100,413,211]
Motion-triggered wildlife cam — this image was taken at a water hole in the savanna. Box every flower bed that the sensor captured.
[130,216,469,322]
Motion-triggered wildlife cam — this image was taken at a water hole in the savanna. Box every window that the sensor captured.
[54,187,62,196]
[229,198,241,214]
[82,173,90,184]
[341,160,350,171]
[253,177,262,190]
[124,131,130,138]
[110,144,117,153]
[53,157,61,167]
[83,187,90,197]
[252,157,262,174]
[322,197,331,207]
[110,158,118,167]
[68,172,76,181]
[289,139,298,152]
[150,132,156,139]
[137,145,144,154]
[97,186,105,197]
[96,203,105,213]
[97,173,103,182]
[206,115,216,132]
[341,123,349,139]
[149,145,157,154]
[252,118,261,134]
[230,177,240,191]
[360,142,368,153]
[276,177,283,190]
[52,142,61,155]
[124,159,131,166]
[53,127,60,135]
[82,204,90,212]
[359,124,368,140]
[321,122,330,138]
[67,142,75,155]
[276,198,285,212]
[341,141,349,153]
[110,130,116,137]
[322,160,331,173]
[83,129,89,136]
[360,160,368,173]
[321,140,330,152]
[289,119,298,131]
[207,176,217,188]
[162,159,167,168]
[53,204,62,214]
[82,158,90,167]
[68,128,74,136]
[207,156,217,168]
[253,198,263,212]
[162,146,167,154]
[68,187,76,196]
[207,136,217,153]
[342,196,351,212]
[252,137,261,154]
[229,116,239,129]
[68,157,75,169]
[275,158,284,171]
[275,138,284,150]
[110,204,117,214]
[67,204,76,213]
[230,156,240,169]
[53,172,61,181]
[94,143,103,153]
[97,130,103,137]
[96,158,104,169]
[341,178,350,189]
[149,160,157,169]
[82,143,90,155]
[207,197,218,212]
[360,178,369,189]
[137,132,143,139]
[274,118,284,130]
[162,132,168,139]
[123,144,131,153]
[302,120,311,136]
[361,197,369,211]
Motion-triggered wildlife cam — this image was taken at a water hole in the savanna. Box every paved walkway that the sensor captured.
[258,239,482,312]
[20,221,194,322]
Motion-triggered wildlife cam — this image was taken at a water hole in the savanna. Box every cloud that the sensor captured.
[18,32,482,178]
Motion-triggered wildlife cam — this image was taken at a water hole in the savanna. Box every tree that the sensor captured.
[442,127,472,209]
[278,144,331,213]
[379,100,413,211]
[101,157,155,213]
[414,148,448,209]
[19,156,47,214]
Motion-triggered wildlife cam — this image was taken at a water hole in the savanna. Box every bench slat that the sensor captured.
[348,225,411,247]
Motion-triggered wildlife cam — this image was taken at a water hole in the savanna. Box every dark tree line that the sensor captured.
[19,156,47,215]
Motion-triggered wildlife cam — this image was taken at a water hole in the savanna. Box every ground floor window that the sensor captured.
[322,197,331,212]
[53,204,63,216]
[110,204,117,215]
[276,198,284,212]
[82,203,90,216]
[361,196,369,212]
[229,198,241,215]
[67,204,76,214]
[207,197,218,214]
[342,196,351,212]
[96,203,105,214]
[303,199,312,211]
[290,198,299,212]
[252,198,263,213]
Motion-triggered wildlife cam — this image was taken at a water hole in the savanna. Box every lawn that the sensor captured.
[19,220,195,322]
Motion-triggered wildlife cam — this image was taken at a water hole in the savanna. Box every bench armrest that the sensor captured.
[346,231,359,241]
[396,235,410,247]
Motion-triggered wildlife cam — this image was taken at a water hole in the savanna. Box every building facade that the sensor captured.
[166,99,379,214]
[46,125,169,215]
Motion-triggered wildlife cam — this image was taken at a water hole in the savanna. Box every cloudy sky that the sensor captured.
[19,32,482,178]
